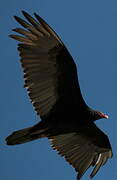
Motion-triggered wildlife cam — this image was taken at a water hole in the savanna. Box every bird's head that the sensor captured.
[94,111,109,120]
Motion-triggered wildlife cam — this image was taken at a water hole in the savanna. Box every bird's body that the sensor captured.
[6,11,112,180]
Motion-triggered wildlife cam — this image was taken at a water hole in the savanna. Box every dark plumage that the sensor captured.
[6,11,113,179]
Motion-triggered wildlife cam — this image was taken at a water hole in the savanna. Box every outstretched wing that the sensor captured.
[49,123,112,179]
[10,11,87,118]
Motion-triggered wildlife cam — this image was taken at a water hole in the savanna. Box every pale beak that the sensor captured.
[104,114,109,119]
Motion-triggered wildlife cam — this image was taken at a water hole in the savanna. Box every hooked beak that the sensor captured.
[103,114,109,119]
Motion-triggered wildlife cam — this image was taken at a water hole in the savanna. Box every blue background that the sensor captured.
[1,0,117,180]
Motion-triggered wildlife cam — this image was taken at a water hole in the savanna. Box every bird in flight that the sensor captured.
[6,11,113,180]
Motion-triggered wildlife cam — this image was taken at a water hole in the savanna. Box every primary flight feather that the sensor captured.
[6,11,112,179]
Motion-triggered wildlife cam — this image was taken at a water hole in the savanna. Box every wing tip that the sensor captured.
[77,173,82,180]
[90,174,93,179]
[21,10,31,19]
[9,34,15,39]
[34,12,43,23]
[14,15,19,21]
[21,10,26,15]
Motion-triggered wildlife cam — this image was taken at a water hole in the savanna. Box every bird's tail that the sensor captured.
[6,123,48,145]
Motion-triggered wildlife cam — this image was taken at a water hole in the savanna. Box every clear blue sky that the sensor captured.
[1,0,117,180]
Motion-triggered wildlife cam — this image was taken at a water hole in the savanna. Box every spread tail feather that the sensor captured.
[6,125,47,145]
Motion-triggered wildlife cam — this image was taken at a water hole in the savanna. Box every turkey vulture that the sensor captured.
[6,11,113,179]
